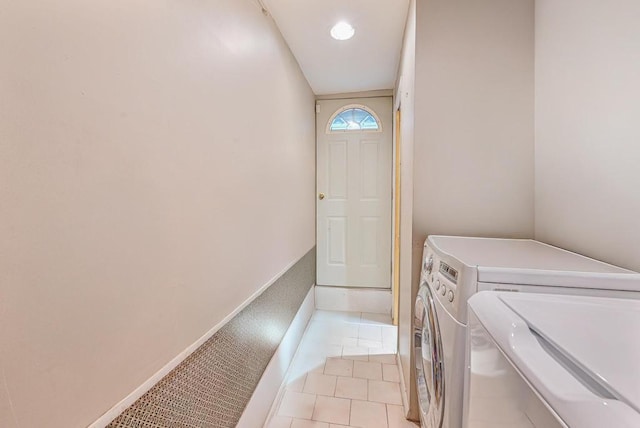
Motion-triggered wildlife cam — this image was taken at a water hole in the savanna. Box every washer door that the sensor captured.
[414,283,445,428]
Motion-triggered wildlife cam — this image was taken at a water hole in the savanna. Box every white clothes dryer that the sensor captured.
[466,291,640,428]
[413,235,640,428]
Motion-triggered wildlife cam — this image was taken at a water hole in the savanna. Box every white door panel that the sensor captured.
[328,217,347,265]
[360,140,379,199]
[317,97,392,288]
[328,141,348,199]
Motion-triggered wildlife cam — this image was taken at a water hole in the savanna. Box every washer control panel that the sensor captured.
[433,259,461,311]
[422,238,474,323]
[438,262,459,284]
[421,240,466,320]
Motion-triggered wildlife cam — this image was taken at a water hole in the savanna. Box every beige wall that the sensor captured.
[413,0,534,242]
[395,0,535,418]
[535,0,640,271]
[394,0,417,419]
[0,1,315,427]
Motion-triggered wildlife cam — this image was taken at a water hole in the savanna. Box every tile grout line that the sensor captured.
[386,403,391,428]
[366,378,369,401]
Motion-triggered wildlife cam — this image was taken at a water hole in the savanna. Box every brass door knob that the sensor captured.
[318,193,325,200]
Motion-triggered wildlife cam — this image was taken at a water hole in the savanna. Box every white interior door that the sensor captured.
[316,97,392,288]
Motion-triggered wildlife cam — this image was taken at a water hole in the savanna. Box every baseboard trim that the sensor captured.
[261,293,320,427]
[236,286,314,427]
[315,285,392,314]
[89,250,313,428]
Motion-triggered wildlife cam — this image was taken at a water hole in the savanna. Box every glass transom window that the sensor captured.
[328,106,381,132]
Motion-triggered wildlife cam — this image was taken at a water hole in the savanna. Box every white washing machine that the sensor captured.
[466,291,640,428]
[413,235,640,428]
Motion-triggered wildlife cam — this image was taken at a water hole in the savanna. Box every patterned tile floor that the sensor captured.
[264,310,419,428]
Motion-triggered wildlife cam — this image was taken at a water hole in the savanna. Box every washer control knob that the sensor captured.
[441,285,447,296]
[424,255,434,274]
[434,279,440,290]
[448,290,454,302]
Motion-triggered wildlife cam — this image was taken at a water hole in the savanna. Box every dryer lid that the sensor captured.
[477,266,640,291]
[500,293,640,414]
[428,235,633,273]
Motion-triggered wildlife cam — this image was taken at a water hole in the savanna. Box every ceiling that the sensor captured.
[263,0,410,95]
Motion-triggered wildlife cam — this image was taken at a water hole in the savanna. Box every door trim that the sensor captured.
[393,108,402,325]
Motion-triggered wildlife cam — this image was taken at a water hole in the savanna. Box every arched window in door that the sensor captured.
[327,104,382,133]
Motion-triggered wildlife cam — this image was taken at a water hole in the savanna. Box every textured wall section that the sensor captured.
[107,248,315,428]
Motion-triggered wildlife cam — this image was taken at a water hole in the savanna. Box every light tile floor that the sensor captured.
[265,310,419,428]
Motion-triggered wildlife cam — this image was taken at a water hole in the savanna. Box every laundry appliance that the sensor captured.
[413,235,640,428]
[465,291,640,428]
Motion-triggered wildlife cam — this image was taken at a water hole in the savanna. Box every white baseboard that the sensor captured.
[236,286,315,428]
[261,291,319,427]
[315,285,392,314]
[89,252,311,428]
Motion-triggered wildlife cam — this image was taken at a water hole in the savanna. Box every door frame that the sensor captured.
[392,107,402,325]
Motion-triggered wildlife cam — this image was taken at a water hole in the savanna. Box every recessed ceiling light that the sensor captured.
[330,22,355,41]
